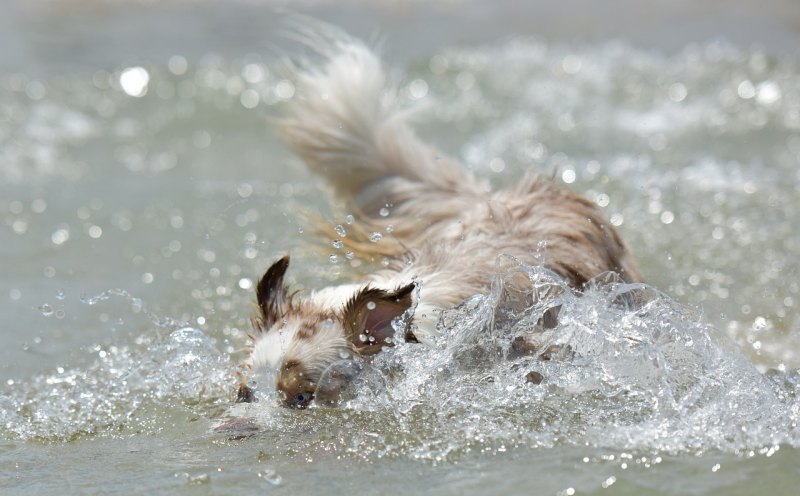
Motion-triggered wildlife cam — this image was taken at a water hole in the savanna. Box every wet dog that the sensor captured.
[237,32,643,409]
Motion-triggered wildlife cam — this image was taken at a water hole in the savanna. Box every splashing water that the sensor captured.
[219,257,800,462]
[0,327,234,441]
[23,257,794,458]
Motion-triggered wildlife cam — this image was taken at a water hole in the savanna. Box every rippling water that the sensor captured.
[2,1,800,494]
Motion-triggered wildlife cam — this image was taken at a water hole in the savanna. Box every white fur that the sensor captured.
[250,285,358,372]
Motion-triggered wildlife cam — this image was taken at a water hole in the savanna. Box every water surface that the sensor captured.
[2,1,800,494]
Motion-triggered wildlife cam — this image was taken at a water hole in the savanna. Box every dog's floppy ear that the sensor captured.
[343,282,415,355]
[256,255,290,329]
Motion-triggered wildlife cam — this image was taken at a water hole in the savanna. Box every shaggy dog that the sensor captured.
[237,32,643,409]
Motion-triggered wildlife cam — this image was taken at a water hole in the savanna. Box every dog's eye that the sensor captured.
[291,392,313,409]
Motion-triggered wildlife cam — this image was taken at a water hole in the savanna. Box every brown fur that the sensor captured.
[343,283,416,356]
[240,33,643,409]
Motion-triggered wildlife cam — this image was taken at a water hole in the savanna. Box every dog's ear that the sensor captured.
[343,282,415,355]
[256,255,291,329]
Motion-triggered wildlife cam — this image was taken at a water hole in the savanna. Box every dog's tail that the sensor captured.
[280,32,484,214]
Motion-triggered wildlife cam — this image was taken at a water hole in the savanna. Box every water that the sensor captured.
[2,0,800,494]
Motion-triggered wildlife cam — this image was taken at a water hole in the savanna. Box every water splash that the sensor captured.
[226,257,799,461]
[0,327,235,441]
[385,258,797,455]
[80,288,185,330]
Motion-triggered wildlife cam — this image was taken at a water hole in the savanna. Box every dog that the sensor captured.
[236,31,643,409]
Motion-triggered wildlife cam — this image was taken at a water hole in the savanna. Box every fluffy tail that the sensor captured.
[279,33,484,215]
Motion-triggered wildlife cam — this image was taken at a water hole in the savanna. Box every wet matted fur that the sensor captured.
[239,29,643,409]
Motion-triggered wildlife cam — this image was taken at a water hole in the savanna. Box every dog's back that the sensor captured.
[280,33,642,290]
[235,29,645,408]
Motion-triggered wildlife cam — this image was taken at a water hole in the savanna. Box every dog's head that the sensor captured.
[243,256,415,408]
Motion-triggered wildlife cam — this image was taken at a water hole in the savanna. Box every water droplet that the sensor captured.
[369,232,382,243]
[366,301,376,310]
[39,304,54,317]
[737,80,756,99]
[385,225,394,233]
[275,80,295,100]
[12,220,27,234]
[186,473,210,485]
[562,54,582,74]
[51,228,70,245]
[332,239,344,249]
[31,198,47,213]
[329,254,339,264]
[358,334,367,342]
[345,251,354,260]
[237,183,254,198]
[379,207,390,217]
[756,81,781,105]
[456,71,475,91]
[489,157,506,173]
[668,82,688,102]
[334,225,347,237]
[25,81,46,100]
[168,55,188,75]
[345,214,354,225]
[259,470,282,486]
[240,89,260,109]
[408,79,428,100]
[131,298,143,313]
[56,289,65,300]
[119,67,150,97]
[242,63,266,83]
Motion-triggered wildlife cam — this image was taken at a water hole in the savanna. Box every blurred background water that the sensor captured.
[2,0,800,494]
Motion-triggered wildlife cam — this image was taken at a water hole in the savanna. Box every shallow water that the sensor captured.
[2,1,800,494]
